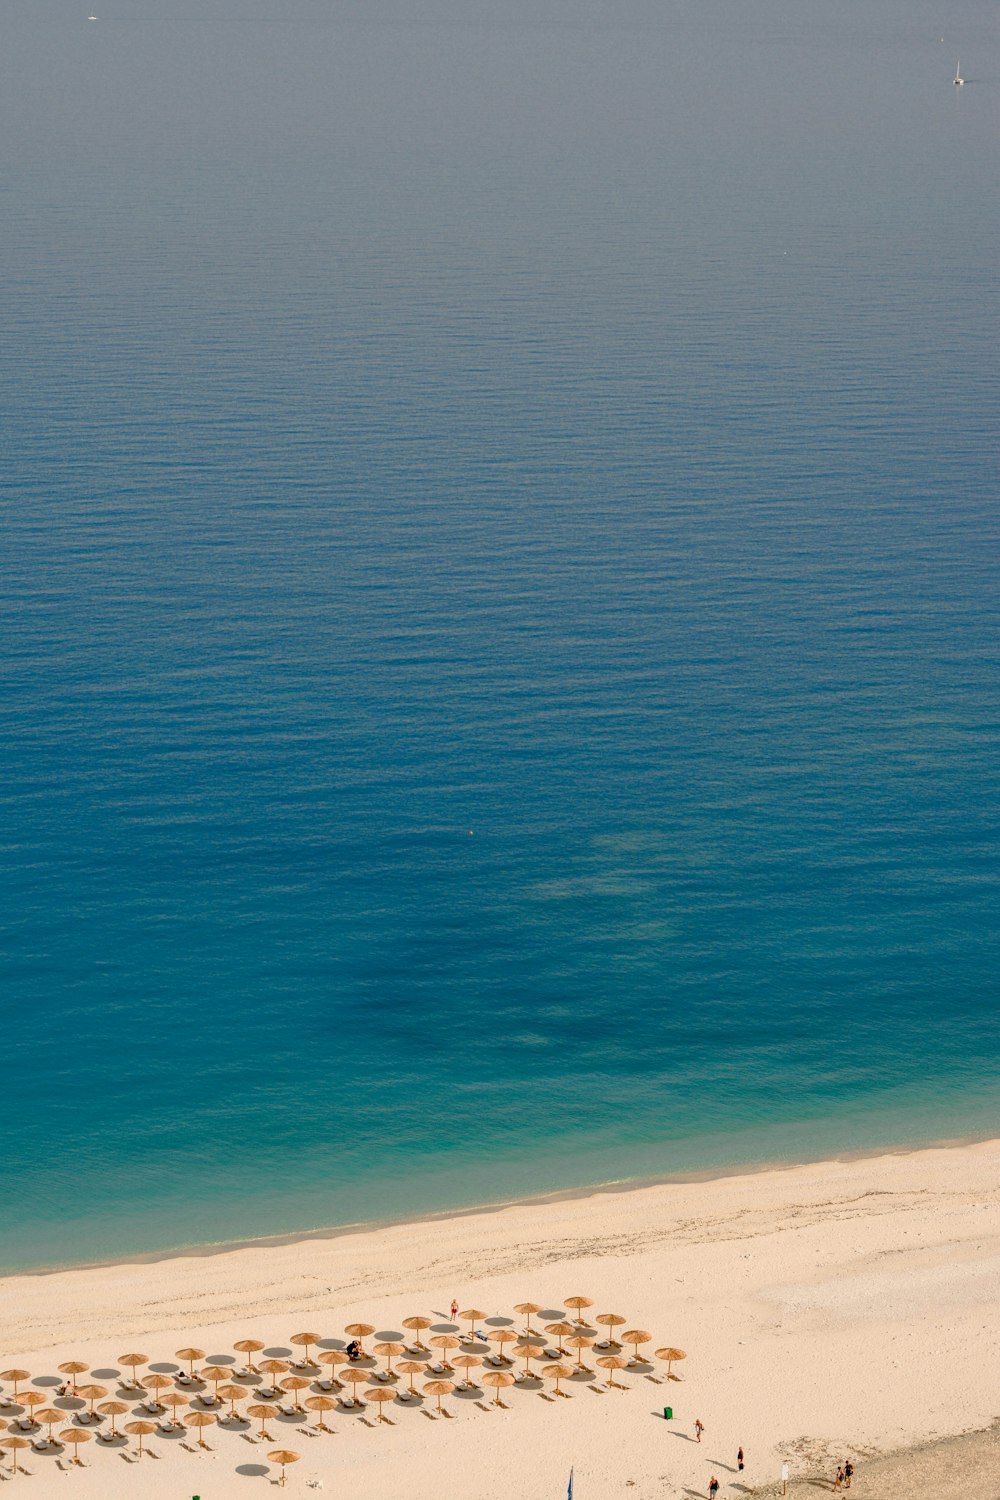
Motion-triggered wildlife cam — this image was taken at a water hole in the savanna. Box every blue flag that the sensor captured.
[568,1467,574,1500]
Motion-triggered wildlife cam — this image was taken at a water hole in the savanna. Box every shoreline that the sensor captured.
[13,1121,1000,1280]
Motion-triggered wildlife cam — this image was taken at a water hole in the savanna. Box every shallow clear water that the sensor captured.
[2,0,999,1271]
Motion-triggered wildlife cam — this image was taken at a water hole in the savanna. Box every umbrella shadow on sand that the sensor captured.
[236,1463,270,1477]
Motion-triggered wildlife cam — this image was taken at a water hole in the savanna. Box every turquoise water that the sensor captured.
[3,0,999,1273]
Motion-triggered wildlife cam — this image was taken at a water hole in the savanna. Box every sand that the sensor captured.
[3,1138,1000,1498]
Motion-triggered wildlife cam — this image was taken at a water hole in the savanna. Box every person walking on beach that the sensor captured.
[695,1419,705,1443]
[844,1462,853,1489]
[737,1448,745,1473]
[834,1468,844,1491]
[781,1462,790,1496]
[709,1478,720,1500]
[450,1299,459,1323]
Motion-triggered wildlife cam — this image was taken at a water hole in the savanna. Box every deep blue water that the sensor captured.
[2,0,999,1272]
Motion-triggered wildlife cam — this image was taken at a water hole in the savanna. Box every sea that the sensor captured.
[2,0,998,1274]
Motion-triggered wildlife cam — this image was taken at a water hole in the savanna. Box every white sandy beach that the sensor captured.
[3,1140,1000,1498]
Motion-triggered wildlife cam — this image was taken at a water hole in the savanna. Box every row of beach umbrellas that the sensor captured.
[0,1300,686,1473]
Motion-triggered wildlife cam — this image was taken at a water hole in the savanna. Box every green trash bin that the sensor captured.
[663,1406,673,1420]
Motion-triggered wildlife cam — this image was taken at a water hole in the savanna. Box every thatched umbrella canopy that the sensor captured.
[200,1365,231,1396]
[234,1338,266,1372]
[564,1296,595,1324]
[184,1410,217,1448]
[36,1407,63,1442]
[541,1361,574,1396]
[565,1334,594,1368]
[17,1391,46,1424]
[280,1376,311,1412]
[452,1354,481,1388]
[97,1400,129,1436]
[76,1383,109,1416]
[365,1387,396,1424]
[161,1392,189,1419]
[512,1343,541,1377]
[458,1308,486,1339]
[596,1354,629,1389]
[175,1348,205,1377]
[246,1403,279,1440]
[402,1315,434,1349]
[397,1360,426,1395]
[344,1323,375,1356]
[142,1373,173,1398]
[544,1322,575,1355]
[594,1313,626,1344]
[373,1341,405,1377]
[513,1302,543,1332]
[290,1332,321,1366]
[0,1436,31,1473]
[422,1379,454,1414]
[655,1347,687,1380]
[268,1448,300,1488]
[0,1371,30,1398]
[481,1370,516,1407]
[124,1420,155,1457]
[339,1369,371,1405]
[621,1329,653,1362]
[59,1428,93,1465]
[428,1335,460,1369]
[118,1353,149,1387]
[304,1395,337,1432]
[258,1358,290,1389]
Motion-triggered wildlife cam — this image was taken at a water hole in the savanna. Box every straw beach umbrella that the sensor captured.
[545,1322,574,1356]
[452,1354,482,1388]
[542,1362,573,1397]
[201,1365,231,1395]
[402,1316,434,1349]
[564,1296,594,1324]
[217,1384,246,1419]
[622,1329,653,1362]
[57,1361,88,1392]
[118,1353,149,1388]
[234,1338,266,1372]
[344,1323,375,1356]
[0,1371,30,1398]
[247,1403,279,1440]
[77,1383,108,1417]
[281,1376,311,1411]
[161,1392,189,1421]
[514,1302,543,1333]
[340,1369,371,1405]
[268,1449,300,1488]
[36,1407,63,1443]
[305,1395,337,1432]
[0,1435,31,1474]
[594,1313,626,1345]
[459,1308,486,1340]
[596,1355,629,1389]
[423,1379,454,1414]
[374,1341,405,1377]
[124,1419,156,1457]
[318,1349,349,1386]
[18,1390,46,1425]
[142,1373,173,1401]
[290,1332,321,1366]
[365,1386,396,1424]
[175,1348,205,1378]
[59,1427,93,1464]
[487,1329,519,1363]
[98,1400,129,1436]
[481,1370,516,1407]
[656,1347,687,1380]
[185,1409,217,1448]
[258,1358,290,1390]
[429,1335,460,1369]
[512,1343,540,1378]
[397,1361,425,1396]
[565,1335,594,1369]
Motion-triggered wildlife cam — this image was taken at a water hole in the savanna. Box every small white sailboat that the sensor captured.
[953,59,964,85]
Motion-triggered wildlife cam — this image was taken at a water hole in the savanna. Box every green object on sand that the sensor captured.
[663,1407,673,1420]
